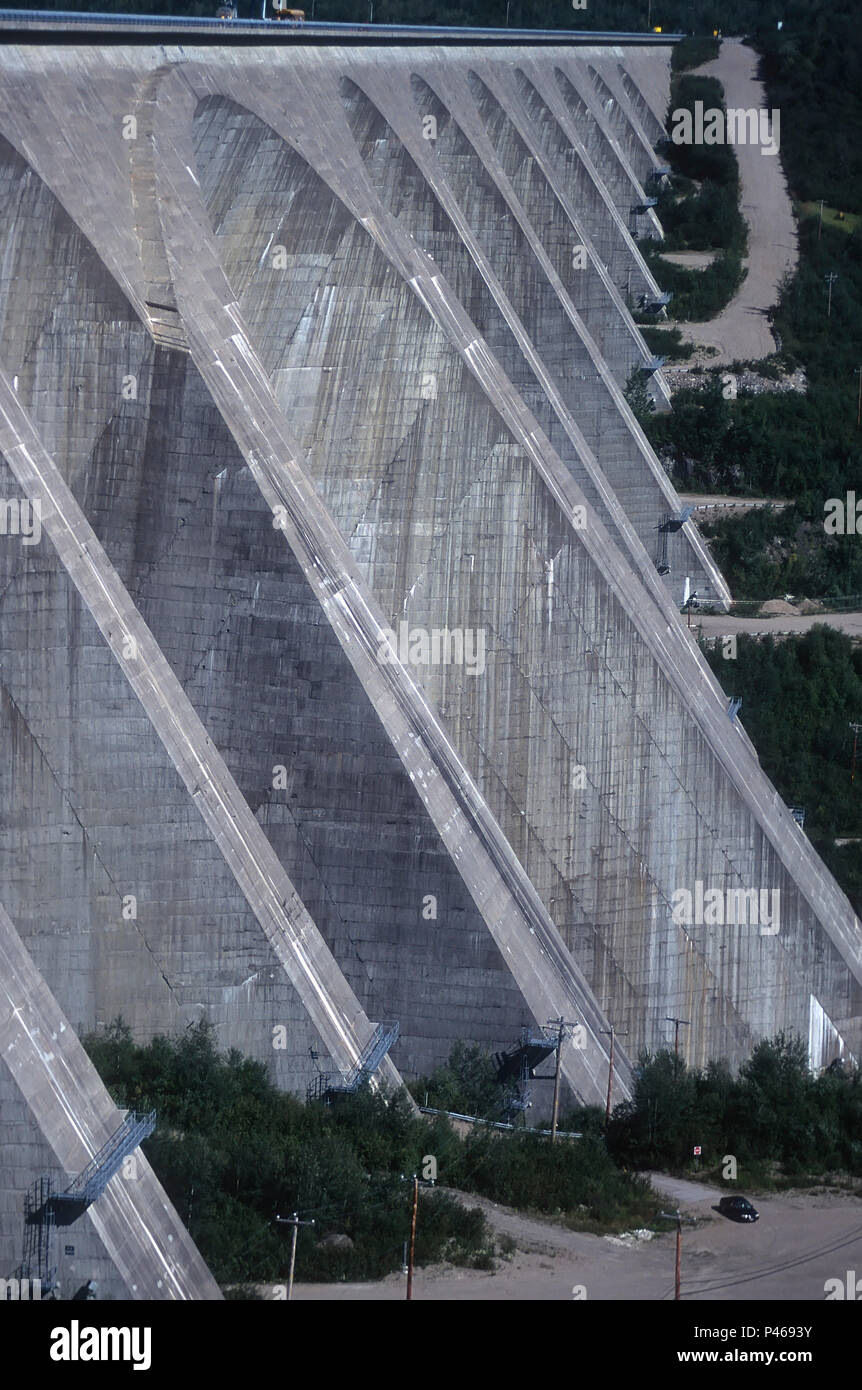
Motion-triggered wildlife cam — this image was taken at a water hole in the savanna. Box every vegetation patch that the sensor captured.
[798,202,861,237]
[700,503,862,600]
[671,36,721,74]
[609,1034,862,1183]
[82,1025,862,1288]
[83,1020,494,1285]
[639,325,698,361]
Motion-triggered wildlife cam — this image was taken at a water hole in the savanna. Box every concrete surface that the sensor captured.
[0,29,859,1301]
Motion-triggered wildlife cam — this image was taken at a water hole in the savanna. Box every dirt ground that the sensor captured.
[694,612,862,639]
[671,39,799,365]
[660,250,718,270]
[289,1177,862,1301]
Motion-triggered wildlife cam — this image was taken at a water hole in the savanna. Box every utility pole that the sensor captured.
[825,271,838,317]
[407,1175,418,1301]
[545,1017,578,1141]
[659,1210,684,1300]
[850,722,862,782]
[275,1212,315,1299]
[401,1173,435,1300]
[666,1016,691,1060]
[600,1024,628,1125]
[818,198,825,240]
[855,367,862,429]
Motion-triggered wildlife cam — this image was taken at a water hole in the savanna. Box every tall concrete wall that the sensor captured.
[0,32,861,1298]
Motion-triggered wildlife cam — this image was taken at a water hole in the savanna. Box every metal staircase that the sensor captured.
[306,1023,400,1104]
[13,1175,58,1294]
[495,1028,558,1119]
[13,1111,155,1296]
[52,1110,155,1210]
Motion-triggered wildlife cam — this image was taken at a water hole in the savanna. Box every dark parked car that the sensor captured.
[718,1195,759,1223]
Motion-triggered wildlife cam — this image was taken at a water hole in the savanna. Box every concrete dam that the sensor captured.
[0,17,860,1298]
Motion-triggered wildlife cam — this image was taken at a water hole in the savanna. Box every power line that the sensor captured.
[679,1219,862,1298]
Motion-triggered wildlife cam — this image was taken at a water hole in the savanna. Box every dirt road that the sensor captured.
[695,612,862,640]
[679,493,789,513]
[673,39,798,364]
[290,1186,862,1301]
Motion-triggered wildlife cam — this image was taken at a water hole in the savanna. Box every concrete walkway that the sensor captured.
[674,39,798,364]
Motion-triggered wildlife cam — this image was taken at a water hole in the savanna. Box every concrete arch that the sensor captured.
[340,73,662,567]
[0,40,860,1127]
[587,62,659,184]
[554,64,663,240]
[618,63,667,145]
[511,64,651,302]
[550,63,645,202]
[458,69,716,593]
[161,67,656,1106]
[177,77,810,1078]
[0,126,402,1102]
[166,61,862,1079]
[0,132,150,486]
[465,67,638,364]
[345,66,725,608]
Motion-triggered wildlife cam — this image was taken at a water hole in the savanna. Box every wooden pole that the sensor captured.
[288,1221,299,1301]
[605,1025,615,1127]
[275,1211,314,1300]
[551,1018,564,1142]
[675,1214,682,1301]
[406,1176,418,1301]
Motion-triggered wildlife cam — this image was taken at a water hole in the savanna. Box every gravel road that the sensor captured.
[289,1186,862,1301]
[672,39,798,364]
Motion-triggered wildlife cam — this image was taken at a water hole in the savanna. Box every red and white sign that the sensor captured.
[693,1145,702,1156]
